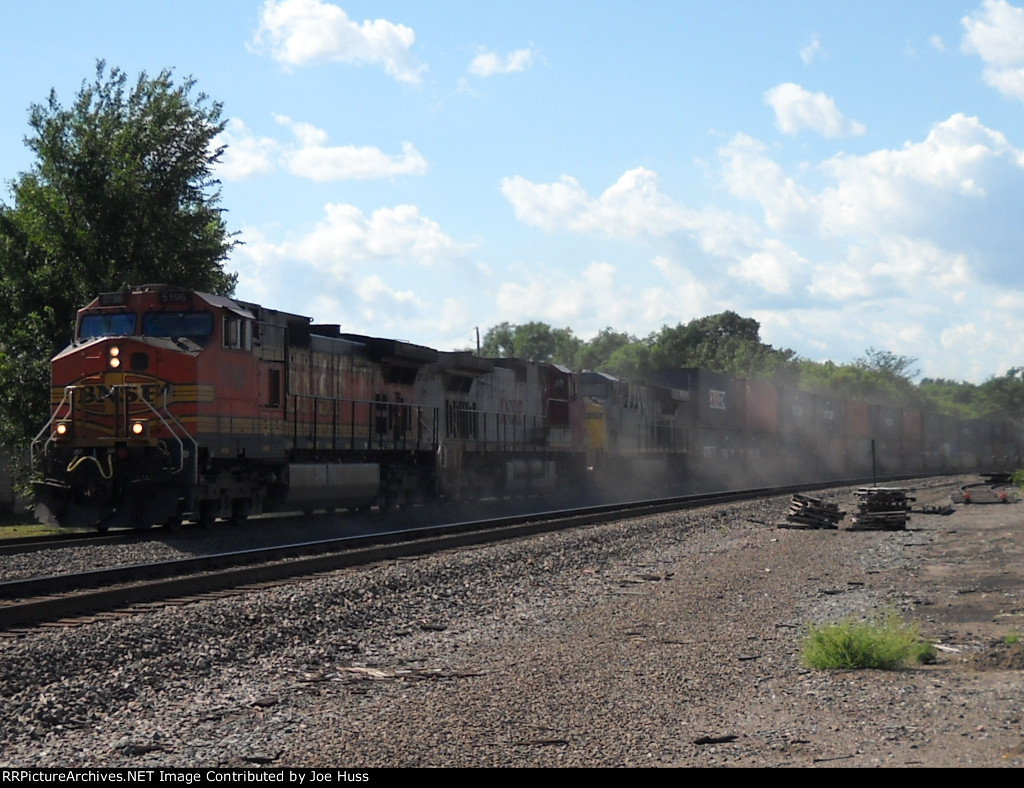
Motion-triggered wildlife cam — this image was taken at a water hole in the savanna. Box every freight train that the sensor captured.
[31,285,1022,530]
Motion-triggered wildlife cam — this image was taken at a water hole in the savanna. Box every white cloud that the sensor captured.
[214,116,427,182]
[496,107,1024,378]
[500,167,814,301]
[764,83,866,138]
[800,34,823,65]
[492,260,689,333]
[274,115,427,180]
[717,133,815,233]
[468,47,537,77]
[929,35,946,53]
[500,167,759,254]
[290,204,469,272]
[250,0,426,84]
[231,203,472,338]
[214,118,278,180]
[719,114,1024,263]
[961,0,1024,102]
[319,206,464,275]
[700,108,1024,378]
[817,114,1024,238]
[728,240,810,296]
[355,274,419,305]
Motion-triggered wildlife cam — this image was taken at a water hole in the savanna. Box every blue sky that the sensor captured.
[4,1,1024,383]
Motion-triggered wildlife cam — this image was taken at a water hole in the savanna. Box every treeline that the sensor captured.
[476,312,1024,422]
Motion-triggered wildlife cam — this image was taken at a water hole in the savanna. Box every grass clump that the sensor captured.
[1005,630,1021,646]
[802,610,936,670]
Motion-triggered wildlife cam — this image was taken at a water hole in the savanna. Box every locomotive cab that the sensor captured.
[32,286,260,529]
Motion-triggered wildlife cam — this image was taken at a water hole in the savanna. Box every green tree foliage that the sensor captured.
[917,378,981,418]
[480,321,580,366]
[855,347,921,380]
[474,312,1024,423]
[0,61,238,452]
[977,368,1024,420]
[647,312,796,378]
[478,311,797,380]
[576,327,636,372]
[794,347,928,408]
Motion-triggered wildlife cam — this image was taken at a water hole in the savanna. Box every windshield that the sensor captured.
[79,312,137,340]
[142,311,213,340]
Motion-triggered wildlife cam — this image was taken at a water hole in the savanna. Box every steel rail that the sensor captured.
[0,474,941,632]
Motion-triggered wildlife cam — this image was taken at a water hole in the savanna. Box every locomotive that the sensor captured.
[31,285,1022,531]
[32,285,587,530]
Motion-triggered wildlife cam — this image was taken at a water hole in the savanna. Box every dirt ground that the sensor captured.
[905,482,1024,671]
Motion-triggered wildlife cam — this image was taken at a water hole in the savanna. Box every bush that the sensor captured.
[802,610,936,670]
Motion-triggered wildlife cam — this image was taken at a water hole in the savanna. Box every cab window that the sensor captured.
[142,311,214,342]
[79,312,137,339]
[223,315,252,351]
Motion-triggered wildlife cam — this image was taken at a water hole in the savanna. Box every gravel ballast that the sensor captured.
[1,478,1022,768]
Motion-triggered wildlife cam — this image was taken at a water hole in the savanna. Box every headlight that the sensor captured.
[109,346,121,369]
[130,420,146,436]
[54,420,71,437]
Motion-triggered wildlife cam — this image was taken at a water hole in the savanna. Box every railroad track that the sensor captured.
[0,475,966,633]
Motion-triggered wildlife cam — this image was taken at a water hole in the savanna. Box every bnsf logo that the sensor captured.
[709,390,726,410]
[77,383,168,405]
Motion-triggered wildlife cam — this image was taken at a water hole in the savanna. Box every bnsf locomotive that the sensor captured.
[32,285,587,530]
[32,285,1022,531]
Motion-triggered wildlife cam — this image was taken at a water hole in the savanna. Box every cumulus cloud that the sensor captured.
[717,133,815,233]
[495,108,1024,376]
[719,113,1024,264]
[250,0,426,84]
[468,47,537,76]
[214,117,427,182]
[493,260,683,332]
[500,167,810,302]
[288,203,470,273]
[500,167,760,255]
[215,118,278,180]
[961,0,1024,102]
[817,114,1024,240]
[231,202,474,340]
[274,115,427,180]
[728,240,810,296]
[710,110,1024,367]
[764,83,866,138]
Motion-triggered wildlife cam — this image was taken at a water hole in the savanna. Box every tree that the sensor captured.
[648,312,795,376]
[0,61,238,453]
[576,327,637,372]
[854,348,920,381]
[480,322,516,358]
[479,321,581,366]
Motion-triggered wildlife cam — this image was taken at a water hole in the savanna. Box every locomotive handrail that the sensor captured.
[287,392,441,454]
[31,383,196,483]
[30,386,76,468]
[149,386,196,482]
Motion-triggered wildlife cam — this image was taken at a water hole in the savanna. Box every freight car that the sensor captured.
[31,285,1023,531]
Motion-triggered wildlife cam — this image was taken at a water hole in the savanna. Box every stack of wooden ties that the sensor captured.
[782,493,845,529]
[849,487,914,531]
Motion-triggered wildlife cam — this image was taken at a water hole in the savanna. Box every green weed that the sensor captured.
[802,609,936,670]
